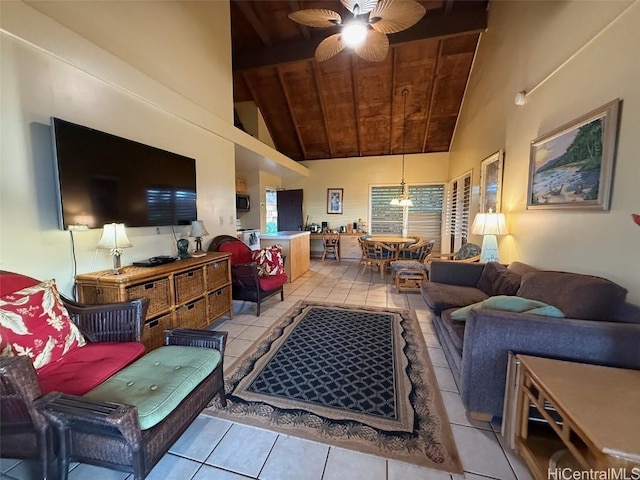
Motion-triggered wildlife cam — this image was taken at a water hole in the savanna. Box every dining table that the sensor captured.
[362,236,416,246]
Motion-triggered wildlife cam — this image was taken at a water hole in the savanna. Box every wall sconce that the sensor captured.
[471,210,508,263]
[97,223,132,274]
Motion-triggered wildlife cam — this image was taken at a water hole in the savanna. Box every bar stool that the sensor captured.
[321,232,340,261]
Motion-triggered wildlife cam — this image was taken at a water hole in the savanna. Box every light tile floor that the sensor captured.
[0,260,533,480]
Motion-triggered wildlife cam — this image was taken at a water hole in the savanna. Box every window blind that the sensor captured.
[370,184,444,251]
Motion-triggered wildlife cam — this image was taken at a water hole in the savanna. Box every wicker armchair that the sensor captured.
[426,242,482,265]
[0,270,148,479]
[396,239,436,261]
[209,235,286,316]
[361,242,396,279]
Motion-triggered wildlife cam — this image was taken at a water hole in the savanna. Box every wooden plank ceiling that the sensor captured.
[231,0,488,162]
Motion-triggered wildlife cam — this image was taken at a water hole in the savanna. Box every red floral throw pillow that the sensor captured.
[0,280,86,369]
[251,245,285,276]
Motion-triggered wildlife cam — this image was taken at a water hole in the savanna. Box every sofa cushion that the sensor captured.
[0,280,86,369]
[517,271,627,321]
[450,295,565,320]
[507,261,540,276]
[421,282,489,313]
[252,245,285,276]
[37,341,146,395]
[439,309,467,352]
[477,262,521,297]
[85,345,221,430]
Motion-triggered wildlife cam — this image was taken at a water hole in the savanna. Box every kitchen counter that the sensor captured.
[260,231,310,240]
[260,232,310,282]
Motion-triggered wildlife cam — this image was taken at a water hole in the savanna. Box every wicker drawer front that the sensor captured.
[127,278,171,317]
[206,260,229,291]
[207,285,231,320]
[175,268,205,304]
[175,298,207,330]
[142,312,174,352]
[78,285,121,305]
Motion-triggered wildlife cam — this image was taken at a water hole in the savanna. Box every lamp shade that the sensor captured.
[471,212,508,236]
[97,223,132,250]
[189,220,209,238]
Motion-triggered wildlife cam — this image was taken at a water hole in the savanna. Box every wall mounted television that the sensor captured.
[51,117,197,230]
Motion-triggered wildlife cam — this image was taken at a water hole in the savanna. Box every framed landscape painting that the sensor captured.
[480,150,504,213]
[327,188,343,214]
[527,99,620,210]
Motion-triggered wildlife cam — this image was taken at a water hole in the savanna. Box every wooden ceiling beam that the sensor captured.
[422,40,443,152]
[233,7,487,71]
[312,61,334,158]
[276,65,307,159]
[351,57,363,158]
[236,1,272,48]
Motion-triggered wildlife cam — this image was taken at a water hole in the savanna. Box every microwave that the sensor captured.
[236,194,250,212]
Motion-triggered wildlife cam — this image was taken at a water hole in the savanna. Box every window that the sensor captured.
[265,187,278,233]
[369,184,444,252]
[443,172,472,254]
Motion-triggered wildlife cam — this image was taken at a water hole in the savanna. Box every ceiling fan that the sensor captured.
[288,0,426,62]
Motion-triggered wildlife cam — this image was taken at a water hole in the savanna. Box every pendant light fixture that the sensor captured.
[390,89,413,207]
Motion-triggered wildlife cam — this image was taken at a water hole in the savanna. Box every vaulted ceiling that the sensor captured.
[230,0,488,163]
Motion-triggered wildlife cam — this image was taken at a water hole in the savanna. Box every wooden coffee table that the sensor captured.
[502,354,640,480]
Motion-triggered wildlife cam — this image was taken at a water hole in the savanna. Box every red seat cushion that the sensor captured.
[219,241,253,265]
[258,273,287,292]
[37,342,145,395]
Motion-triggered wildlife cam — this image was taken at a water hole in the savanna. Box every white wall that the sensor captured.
[284,153,450,231]
[0,1,236,296]
[451,1,640,303]
[25,0,233,122]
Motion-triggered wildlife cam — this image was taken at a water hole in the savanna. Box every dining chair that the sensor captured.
[361,241,396,279]
[321,232,340,261]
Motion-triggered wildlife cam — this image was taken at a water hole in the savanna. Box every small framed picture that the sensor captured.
[527,99,620,211]
[480,150,504,213]
[327,188,343,214]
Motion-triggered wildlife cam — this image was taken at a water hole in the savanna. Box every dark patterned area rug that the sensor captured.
[204,301,462,473]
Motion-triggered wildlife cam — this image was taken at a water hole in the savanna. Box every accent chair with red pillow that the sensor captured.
[210,235,287,316]
[0,270,148,472]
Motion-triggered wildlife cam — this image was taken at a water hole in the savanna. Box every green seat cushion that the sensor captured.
[84,345,221,430]
[450,295,565,320]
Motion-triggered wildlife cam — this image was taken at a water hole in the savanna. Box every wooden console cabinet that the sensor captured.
[502,353,640,480]
[75,253,232,352]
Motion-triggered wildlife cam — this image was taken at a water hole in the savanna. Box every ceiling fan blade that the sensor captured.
[369,0,426,34]
[354,30,389,62]
[315,34,345,62]
[340,0,379,15]
[288,9,342,28]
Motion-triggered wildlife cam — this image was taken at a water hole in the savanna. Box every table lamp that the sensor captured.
[97,223,132,273]
[471,210,508,263]
[189,220,209,257]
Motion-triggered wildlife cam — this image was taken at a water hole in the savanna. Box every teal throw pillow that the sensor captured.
[450,295,565,320]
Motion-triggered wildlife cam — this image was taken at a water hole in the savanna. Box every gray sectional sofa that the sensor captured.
[421,260,640,420]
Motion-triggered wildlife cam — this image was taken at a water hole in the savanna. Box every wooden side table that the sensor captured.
[502,354,640,480]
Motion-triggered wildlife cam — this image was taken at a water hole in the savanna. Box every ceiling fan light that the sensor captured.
[399,198,413,207]
[342,22,368,48]
[390,198,400,206]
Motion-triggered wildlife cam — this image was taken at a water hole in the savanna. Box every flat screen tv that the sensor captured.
[52,117,197,230]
